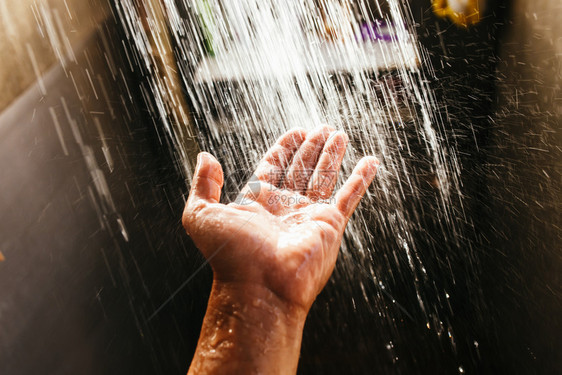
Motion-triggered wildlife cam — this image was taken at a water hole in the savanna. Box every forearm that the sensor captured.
[188,281,308,375]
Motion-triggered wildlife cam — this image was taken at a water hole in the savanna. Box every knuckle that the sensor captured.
[266,144,290,163]
[196,165,224,187]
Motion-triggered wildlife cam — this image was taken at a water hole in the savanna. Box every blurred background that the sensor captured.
[0,0,560,374]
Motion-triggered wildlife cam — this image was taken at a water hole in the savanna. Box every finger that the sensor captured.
[284,125,335,193]
[307,131,349,200]
[253,128,307,186]
[334,156,379,219]
[187,152,224,204]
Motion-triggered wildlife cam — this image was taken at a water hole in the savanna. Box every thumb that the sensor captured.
[188,152,224,204]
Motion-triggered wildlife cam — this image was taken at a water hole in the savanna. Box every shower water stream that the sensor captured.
[115,0,470,357]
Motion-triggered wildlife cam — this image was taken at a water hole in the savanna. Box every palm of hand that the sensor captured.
[183,126,378,310]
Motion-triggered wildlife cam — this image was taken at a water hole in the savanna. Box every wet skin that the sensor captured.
[183,125,378,374]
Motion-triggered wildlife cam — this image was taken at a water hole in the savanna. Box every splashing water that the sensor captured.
[115,0,467,350]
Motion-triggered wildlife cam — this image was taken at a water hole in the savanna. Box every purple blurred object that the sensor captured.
[359,20,394,42]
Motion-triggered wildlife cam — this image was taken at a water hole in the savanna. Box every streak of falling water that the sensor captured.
[115,0,467,347]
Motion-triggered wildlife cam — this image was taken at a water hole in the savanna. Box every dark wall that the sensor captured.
[411,0,561,373]
[482,0,562,372]
[0,21,206,375]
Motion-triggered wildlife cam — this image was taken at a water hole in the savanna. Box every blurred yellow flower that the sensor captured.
[432,0,484,27]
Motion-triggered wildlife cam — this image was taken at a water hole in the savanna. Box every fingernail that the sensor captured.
[364,156,380,174]
[196,152,209,172]
[364,156,377,165]
[199,152,213,162]
[290,127,307,142]
[331,131,349,148]
[337,130,349,142]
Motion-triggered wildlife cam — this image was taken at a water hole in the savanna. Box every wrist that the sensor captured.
[188,280,308,374]
[209,279,309,328]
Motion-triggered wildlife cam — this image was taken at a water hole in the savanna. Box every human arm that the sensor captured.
[183,126,379,374]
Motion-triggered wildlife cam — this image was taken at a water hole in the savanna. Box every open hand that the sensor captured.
[182,125,378,312]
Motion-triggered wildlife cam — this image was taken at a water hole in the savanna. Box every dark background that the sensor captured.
[0,0,560,374]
